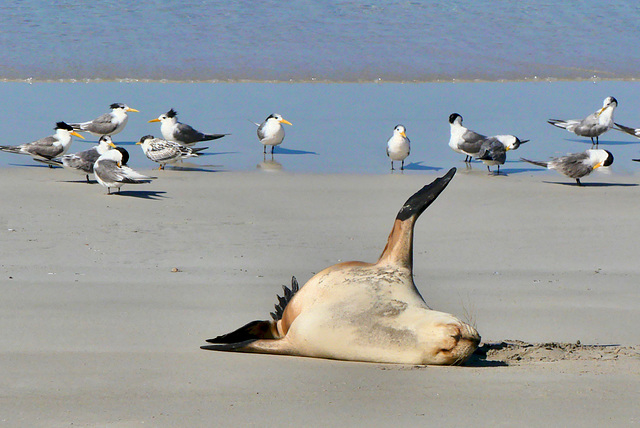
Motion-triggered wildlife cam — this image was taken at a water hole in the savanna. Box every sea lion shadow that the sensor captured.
[402,162,442,171]
[112,190,168,200]
[464,344,509,367]
[544,181,639,187]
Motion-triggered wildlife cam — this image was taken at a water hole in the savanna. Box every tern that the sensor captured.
[71,103,139,136]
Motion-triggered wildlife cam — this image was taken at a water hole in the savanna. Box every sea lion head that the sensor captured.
[419,313,480,365]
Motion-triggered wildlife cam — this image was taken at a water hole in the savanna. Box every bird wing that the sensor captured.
[477,138,506,163]
[457,130,486,155]
[23,136,63,159]
[146,140,181,162]
[81,113,117,134]
[173,122,206,144]
[62,147,99,172]
[552,152,593,178]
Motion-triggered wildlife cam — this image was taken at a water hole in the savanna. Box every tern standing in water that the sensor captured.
[252,113,292,155]
[0,122,84,166]
[148,108,229,148]
[448,113,487,163]
[71,103,139,137]
[548,96,617,148]
[386,124,411,171]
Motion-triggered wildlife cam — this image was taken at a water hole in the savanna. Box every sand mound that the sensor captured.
[473,340,640,365]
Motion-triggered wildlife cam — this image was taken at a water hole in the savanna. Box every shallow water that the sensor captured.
[1,80,639,176]
[2,1,640,82]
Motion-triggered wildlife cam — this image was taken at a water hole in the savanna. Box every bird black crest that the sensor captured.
[115,147,130,166]
[110,103,125,109]
[55,121,73,131]
[604,150,614,167]
[166,108,177,118]
[449,113,461,124]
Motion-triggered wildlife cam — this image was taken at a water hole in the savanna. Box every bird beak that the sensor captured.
[71,131,85,139]
[127,108,139,113]
[400,131,407,138]
[135,142,143,145]
[506,147,512,151]
[117,162,122,167]
[597,107,606,116]
[593,162,603,169]
[520,139,530,144]
[148,118,161,123]
[108,142,117,148]
[279,119,293,126]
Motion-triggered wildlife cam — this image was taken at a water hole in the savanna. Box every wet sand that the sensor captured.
[1,166,639,426]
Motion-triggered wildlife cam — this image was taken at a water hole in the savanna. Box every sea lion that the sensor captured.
[202,168,481,365]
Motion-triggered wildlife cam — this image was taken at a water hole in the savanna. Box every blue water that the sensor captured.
[1,81,640,175]
[2,1,640,82]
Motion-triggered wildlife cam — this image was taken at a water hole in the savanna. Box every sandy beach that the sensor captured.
[1,165,638,426]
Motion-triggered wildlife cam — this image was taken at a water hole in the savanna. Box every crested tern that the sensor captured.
[521,149,614,186]
[57,135,117,182]
[136,135,198,170]
[386,124,410,171]
[548,96,617,148]
[0,121,84,166]
[94,147,153,194]
[252,113,292,154]
[448,113,487,163]
[71,103,139,136]
[476,135,528,175]
[148,108,229,148]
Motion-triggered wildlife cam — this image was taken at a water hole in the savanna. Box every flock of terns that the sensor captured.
[388,95,636,185]
[0,103,292,194]
[0,96,639,192]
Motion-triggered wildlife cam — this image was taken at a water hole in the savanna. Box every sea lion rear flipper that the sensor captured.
[396,167,456,221]
[378,168,456,268]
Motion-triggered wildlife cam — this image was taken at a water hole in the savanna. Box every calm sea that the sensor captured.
[2,0,640,82]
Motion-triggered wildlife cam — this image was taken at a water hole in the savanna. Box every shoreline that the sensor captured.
[4,76,640,84]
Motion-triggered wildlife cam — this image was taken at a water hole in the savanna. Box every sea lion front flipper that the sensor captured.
[378,167,456,268]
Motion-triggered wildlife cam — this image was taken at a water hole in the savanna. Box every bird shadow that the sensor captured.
[196,151,238,157]
[402,162,443,171]
[164,163,222,172]
[108,190,168,199]
[565,138,640,147]
[8,162,61,168]
[272,147,319,155]
[492,167,547,175]
[544,181,639,187]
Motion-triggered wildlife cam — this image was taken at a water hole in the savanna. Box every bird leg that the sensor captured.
[401,160,404,171]
[576,178,582,186]
[85,175,90,183]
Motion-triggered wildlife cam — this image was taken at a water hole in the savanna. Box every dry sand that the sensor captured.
[1,165,639,427]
